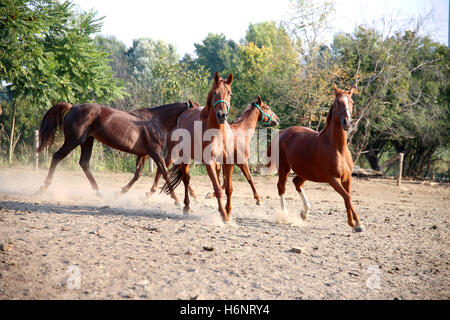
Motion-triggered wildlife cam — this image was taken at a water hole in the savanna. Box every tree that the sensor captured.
[0,0,125,163]
[194,33,239,76]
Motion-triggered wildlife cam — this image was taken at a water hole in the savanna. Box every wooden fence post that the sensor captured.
[397,153,404,186]
[149,157,154,174]
[34,130,39,171]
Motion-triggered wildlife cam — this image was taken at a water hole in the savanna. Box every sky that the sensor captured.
[72,0,449,57]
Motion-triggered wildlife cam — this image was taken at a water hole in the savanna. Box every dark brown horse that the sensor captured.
[35,101,196,200]
[162,72,235,221]
[118,100,200,197]
[149,96,280,205]
[266,85,363,232]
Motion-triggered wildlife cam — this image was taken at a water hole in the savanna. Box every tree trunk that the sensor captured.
[8,100,17,164]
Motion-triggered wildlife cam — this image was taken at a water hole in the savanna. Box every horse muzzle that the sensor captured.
[342,119,351,131]
[216,111,228,124]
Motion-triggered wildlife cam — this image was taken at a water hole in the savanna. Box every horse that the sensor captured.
[266,85,363,232]
[162,72,235,222]
[205,96,280,204]
[118,99,200,197]
[148,96,280,205]
[35,101,197,201]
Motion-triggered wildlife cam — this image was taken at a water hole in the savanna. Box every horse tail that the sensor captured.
[262,129,281,175]
[36,102,72,153]
[161,164,184,194]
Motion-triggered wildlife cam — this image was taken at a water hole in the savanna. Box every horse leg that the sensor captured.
[277,168,290,213]
[328,177,362,232]
[342,178,363,232]
[180,164,191,215]
[120,155,147,196]
[147,155,171,198]
[205,163,228,222]
[223,164,234,218]
[150,151,181,206]
[36,141,78,195]
[238,162,261,205]
[205,163,222,199]
[79,137,102,198]
[293,176,310,220]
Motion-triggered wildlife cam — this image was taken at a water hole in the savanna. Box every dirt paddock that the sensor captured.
[0,167,448,300]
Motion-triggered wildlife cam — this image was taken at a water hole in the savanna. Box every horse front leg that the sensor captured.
[223,164,234,219]
[120,155,148,196]
[342,177,363,232]
[328,176,363,232]
[150,152,181,206]
[293,176,310,220]
[147,155,171,198]
[181,164,191,215]
[205,162,228,222]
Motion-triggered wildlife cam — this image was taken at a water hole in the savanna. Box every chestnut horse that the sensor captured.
[206,96,280,204]
[266,85,363,232]
[35,101,196,199]
[162,72,235,221]
[150,96,280,205]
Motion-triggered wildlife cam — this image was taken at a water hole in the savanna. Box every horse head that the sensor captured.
[332,85,355,131]
[252,96,280,126]
[209,72,233,124]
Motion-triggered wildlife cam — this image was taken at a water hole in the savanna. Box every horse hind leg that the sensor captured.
[36,141,78,195]
[79,137,102,198]
[293,176,311,220]
[239,163,261,205]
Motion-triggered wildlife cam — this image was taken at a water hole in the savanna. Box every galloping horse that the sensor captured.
[150,96,280,205]
[206,96,280,204]
[162,72,235,221]
[118,100,200,197]
[267,85,363,232]
[35,101,195,200]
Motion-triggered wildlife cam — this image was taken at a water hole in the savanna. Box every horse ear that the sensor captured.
[214,72,220,84]
[257,96,262,105]
[348,87,355,97]
[189,99,200,107]
[333,84,340,96]
[226,73,233,85]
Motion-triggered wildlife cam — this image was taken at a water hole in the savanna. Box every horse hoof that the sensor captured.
[95,191,103,199]
[301,212,308,221]
[174,201,182,207]
[256,200,261,206]
[222,214,232,223]
[183,207,190,215]
[205,192,214,199]
[146,191,155,199]
[354,225,364,233]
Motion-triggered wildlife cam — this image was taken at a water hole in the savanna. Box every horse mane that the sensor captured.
[200,81,219,120]
[319,101,335,135]
[230,103,256,125]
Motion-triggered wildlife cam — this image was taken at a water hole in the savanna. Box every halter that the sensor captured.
[253,103,274,125]
[213,99,230,111]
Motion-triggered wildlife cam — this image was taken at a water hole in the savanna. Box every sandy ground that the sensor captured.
[0,167,448,300]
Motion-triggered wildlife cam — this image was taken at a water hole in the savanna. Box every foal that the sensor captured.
[267,85,363,232]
